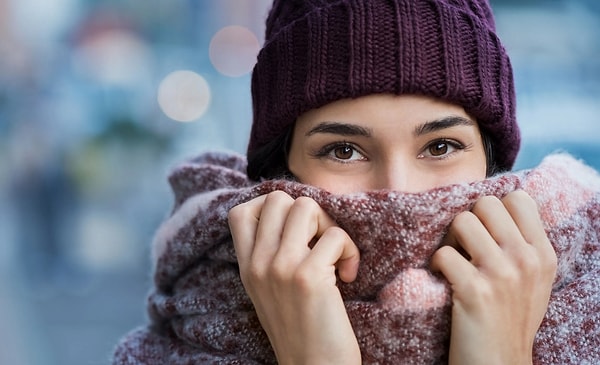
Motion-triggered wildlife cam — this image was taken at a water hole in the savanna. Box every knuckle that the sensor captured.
[322,226,348,241]
[504,190,537,209]
[268,258,291,280]
[472,195,502,214]
[264,190,293,206]
[479,195,502,205]
[524,241,556,268]
[452,211,477,227]
[292,265,316,292]
[265,190,288,200]
[475,284,495,304]
[433,244,453,259]
[243,262,266,285]
[461,276,494,305]
[509,189,534,201]
[496,264,521,285]
[507,246,556,283]
[293,196,320,211]
[520,259,541,280]
[508,247,539,276]
[430,246,450,271]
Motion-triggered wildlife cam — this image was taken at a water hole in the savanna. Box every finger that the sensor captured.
[277,196,338,261]
[430,245,478,289]
[471,195,527,250]
[501,190,548,247]
[444,211,502,266]
[253,191,295,264]
[303,227,360,283]
[502,190,557,266]
[228,194,268,266]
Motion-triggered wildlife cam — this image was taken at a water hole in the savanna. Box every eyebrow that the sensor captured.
[304,116,475,138]
[413,116,476,136]
[305,121,372,137]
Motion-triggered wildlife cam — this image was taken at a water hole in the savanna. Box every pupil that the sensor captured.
[335,146,353,159]
[431,143,448,156]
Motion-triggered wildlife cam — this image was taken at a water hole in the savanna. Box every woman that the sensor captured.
[230,0,554,362]
[230,95,555,363]
[113,0,600,364]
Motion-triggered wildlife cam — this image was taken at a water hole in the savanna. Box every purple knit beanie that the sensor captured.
[248,0,520,172]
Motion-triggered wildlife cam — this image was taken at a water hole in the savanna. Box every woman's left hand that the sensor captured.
[431,190,557,365]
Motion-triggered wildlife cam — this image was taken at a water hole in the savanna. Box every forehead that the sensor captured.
[295,94,475,133]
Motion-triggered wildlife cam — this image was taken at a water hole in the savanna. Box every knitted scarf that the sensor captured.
[113,152,600,365]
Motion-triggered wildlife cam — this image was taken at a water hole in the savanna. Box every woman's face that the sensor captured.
[288,94,487,194]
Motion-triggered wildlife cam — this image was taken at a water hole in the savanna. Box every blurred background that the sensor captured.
[0,0,598,364]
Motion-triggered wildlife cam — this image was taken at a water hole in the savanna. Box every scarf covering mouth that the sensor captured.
[113,152,600,364]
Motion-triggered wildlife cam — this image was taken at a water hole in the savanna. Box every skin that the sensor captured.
[228,94,557,365]
[288,94,487,193]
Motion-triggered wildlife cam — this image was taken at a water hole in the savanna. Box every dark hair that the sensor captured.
[481,130,502,177]
[247,124,504,182]
[247,124,294,181]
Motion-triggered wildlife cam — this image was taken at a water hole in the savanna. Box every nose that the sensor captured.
[373,160,414,192]
[375,159,434,193]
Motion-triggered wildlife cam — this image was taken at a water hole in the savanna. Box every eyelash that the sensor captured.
[312,138,468,163]
[418,139,467,160]
[312,142,366,163]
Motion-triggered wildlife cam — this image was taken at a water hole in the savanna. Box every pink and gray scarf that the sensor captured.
[113,152,600,364]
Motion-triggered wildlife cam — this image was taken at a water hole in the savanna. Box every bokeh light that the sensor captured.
[157,70,211,122]
[209,25,260,77]
[73,29,151,87]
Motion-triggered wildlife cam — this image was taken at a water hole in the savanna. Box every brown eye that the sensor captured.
[316,143,366,163]
[429,142,448,156]
[418,139,465,160]
[334,145,354,159]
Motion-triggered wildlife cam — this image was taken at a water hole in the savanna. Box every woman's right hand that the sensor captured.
[228,191,362,365]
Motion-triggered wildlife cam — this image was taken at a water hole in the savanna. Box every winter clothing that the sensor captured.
[113,152,600,364]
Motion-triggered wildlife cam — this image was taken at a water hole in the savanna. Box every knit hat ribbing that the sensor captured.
[248,0,520,172]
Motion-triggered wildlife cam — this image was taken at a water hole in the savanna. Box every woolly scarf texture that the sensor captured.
[113,152,600,364]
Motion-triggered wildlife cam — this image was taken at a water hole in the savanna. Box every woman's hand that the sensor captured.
[431,190,557,365]
[228,191,362,365]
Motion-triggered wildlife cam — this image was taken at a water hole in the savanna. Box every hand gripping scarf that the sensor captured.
[113,152,600,364]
